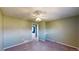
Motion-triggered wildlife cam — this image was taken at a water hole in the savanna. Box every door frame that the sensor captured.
[32,23,39,41]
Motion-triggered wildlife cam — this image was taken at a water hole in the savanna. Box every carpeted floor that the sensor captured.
[5,40,78,51]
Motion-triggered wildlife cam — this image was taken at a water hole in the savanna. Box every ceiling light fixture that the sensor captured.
[32,10,45,22]
[36,17,42,22]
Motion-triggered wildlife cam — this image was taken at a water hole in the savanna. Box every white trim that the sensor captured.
[37,24,39,40]
[47,40,79,50]
[39,39,46,42]
[4,40,33,50]
[57,42,79,50]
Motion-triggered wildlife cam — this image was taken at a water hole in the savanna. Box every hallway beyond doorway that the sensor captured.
[32,23,39,41]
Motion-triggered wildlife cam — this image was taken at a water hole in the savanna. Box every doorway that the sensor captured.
[32,23,39,41]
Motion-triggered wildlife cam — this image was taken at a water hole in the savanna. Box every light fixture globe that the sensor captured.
[36,17,42,22]
[32,10,46,22]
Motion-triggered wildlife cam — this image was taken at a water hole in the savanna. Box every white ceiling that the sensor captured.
[1,7,79,21]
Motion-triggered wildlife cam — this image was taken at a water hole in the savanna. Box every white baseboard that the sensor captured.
[57,42,79,50]
[39,39,46,41]
[4,40,33,50]
[47,40,79,50]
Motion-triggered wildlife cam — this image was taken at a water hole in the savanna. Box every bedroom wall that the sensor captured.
[39,21,46,41]
[3,16,32,49]
[0,10,3,50]
[46,16,79,48]
[78,16,79,48]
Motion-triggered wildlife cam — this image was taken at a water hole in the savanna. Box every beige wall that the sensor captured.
[78,17,79,46]
[3,16,32,49]
[39,21,46,41]
[0,10,3,50]
[46,16,79,48]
